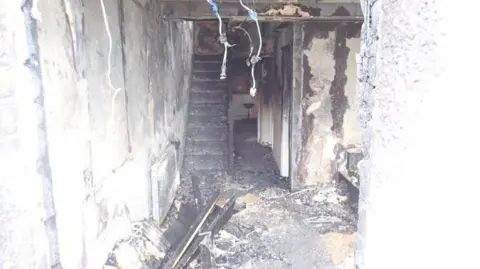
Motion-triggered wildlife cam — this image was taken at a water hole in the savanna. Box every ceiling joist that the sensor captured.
[162,1,363,22]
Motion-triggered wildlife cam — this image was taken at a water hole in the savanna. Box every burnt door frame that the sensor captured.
[289,23,304,191]
[280,45,293,185]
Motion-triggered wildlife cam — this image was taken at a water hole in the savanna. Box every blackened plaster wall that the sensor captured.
[292,22,361,188]
[0,0,193,268]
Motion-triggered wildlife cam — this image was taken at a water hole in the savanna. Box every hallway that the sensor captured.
[163,119,357,268]
[3,1,475,268]
[184,56,230,179]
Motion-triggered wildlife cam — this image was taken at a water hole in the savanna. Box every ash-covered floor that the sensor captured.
[161,119,358,269]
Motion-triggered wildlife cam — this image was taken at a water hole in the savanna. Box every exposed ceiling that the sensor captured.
[161,0,363,22]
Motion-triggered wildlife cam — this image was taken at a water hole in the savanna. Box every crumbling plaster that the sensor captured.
[295,22,361,187]
[162,1,362,20]
[301,28,337,185]
[194,21,225,55]
[0,0,193,268]
[343,38,361,146]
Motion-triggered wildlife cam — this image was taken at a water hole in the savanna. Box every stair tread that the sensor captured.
[188,116,227,127]
[189,103,226,116]
[194,60,223,63]
[190,92,227,104]
[186,126,228,142]
[193,79,227,83]
[192,80,227,84]
[183,59,231,176]
[191,86,227,91]
[191,89,226,93]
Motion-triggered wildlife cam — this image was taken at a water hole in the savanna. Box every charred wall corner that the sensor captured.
[194,21,224,55]
[294,22,361,187]
[330,24,349,138]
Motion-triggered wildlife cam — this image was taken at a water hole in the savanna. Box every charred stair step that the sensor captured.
[191,83,227,94]
[184,154,228,171]
[193,70,223,81]
[189,103,226,116]
[187,126,228,142]
[188,115,227,127]
[192,78,227,85]
[195,55,223,61]
[193,77,227,83]
[193,61,223,71]
[185,141,228,155]
[190,92,227,104]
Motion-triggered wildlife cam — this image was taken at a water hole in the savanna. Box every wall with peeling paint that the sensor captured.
[343,38,361,147]
[293,22,361,187]
[194,21,225,56]
[0,0,193,268]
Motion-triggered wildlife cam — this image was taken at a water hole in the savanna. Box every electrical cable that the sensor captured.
[239,0,262,97]
[100,0,120,95]
[100,0,124,126]
[232,25,253,66]
[206,0,234,80]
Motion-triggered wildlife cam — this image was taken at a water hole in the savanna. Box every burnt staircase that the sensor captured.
[183,56,231,182]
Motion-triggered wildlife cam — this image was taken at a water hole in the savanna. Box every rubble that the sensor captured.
[103,120,358,269]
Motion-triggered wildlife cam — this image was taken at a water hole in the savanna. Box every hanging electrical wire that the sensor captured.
[232,25,253,66]
[206,0,234,80]
[220,36,235,80]
[239,0,262,97]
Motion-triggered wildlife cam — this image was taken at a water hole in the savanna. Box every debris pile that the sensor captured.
[104,175,240,269]
[160,190,237,269]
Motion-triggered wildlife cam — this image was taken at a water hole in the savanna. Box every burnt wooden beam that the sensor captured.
[158,0,358,3]
[190,174,204,211]
[162,2,362,21]
[170,15,363,22]
[161,191,221,269]
[199,245,216,269]
[174,195,237,269]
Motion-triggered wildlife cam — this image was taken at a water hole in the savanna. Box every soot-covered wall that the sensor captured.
[291,22,361,189]
[0,0,193,268]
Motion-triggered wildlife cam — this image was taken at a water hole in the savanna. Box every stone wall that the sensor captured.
[293,22,361,187]
[0,0,193,268]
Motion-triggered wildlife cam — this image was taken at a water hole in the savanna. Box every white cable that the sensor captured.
[216,14,231,80]
[216,12,223,39]
[239,0,262,96]
[232,25,254,66]
[100,0,122,119]
[100,0,120,94]
[207,0,234,80]
[254,21,262,60]
[219,29,235,80]
[249,21,262,96]
[221,41,235,80]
